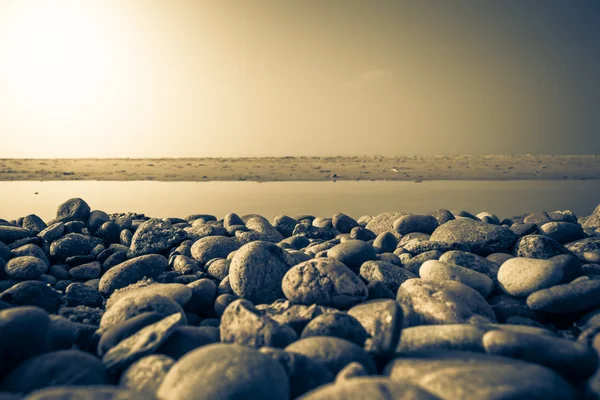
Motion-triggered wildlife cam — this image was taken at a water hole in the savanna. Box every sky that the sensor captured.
[0,0,599,158]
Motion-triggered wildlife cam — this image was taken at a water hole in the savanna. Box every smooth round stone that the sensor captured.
[190,236,240,266]
[0,226,33,244]
[347,299,403,356]
[301,312,368,347]
[477,212,501,225]
[397,279,496,327]
[69,261,101,280]
[273,215,299,238]
[49,233,102,263]
[214,294,237,318]
[282,258,368,309]
[246,217,285,242]
[172,255,201,275]
[119,354,175,395]
[285,336,376,375]
[10,244,49,266]
[4,256,47,280]
[483,329,599,378]
[511,222,539,237]
[393,214,439,235]
[429,218,518,256]
[0,306,51,376]
[229,241,296,305]
[349,226,377,241]
[157,343,290,400]
[359,260,417,293]
[419,260,493,298]
[524,211,552,226]
[401,250,443,275]
[334,361,368,382]
[327,240,377,273]
[25,386,147,400]
[63,220,86,234]
[98,254,168,295]
[102,251,128,271]
[0,349,108,395]
[428,209,455,225]
[332,213,359,234]
[185,224,228,241]
[497,257,564,297]
[0,281,62,313]
[88,210,110,233]
[204,258,230,280]
[99,292,187,332]
[98,312,164,356]
[65,282,103,307]
[395,324,488,354]
[220,299,297,349]
[107,283,192,310]
[439,250,500,281]
[540,221,585,244]
[157,325,220,359]
[55,198,91,223]
[372,232,398,253]
[102,313,184,373]
[527,280,600,313]
[299,377,438,400]
[365,212,410,235]
[512,235,571,259]
[127,218,187,258]
[386,351,577,400]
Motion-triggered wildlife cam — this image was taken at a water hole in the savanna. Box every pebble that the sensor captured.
[11,244,49,266]
[190,235,240,266]
[512,234,572,259]
[365,212,409,235]
[229,241,296,304]
[119,354,175,395]
[397,279,496,327]
[127,218,187,257]
[157,325,220,359]
[21,214,47,235]
[359,260,417,292]
[65,282,103,307]
[0,281,62,313]
[4,256,47,280]
[393,214,439,235]
[282,258,368,309]
[98,254,168,295]
[285,336,376,375]
[0,226,33,244]
[527,279,600,313]
[55,198,91,223]
[300,312,368,347]
[372,232,398,253]
[429,218,518,255]
[497,257,564,297]
[37,222,64,242]
[396,324,488,354]
[540,221,585,244]
[327,240,377,272]
[69,261,101,280]
[49,233,102,263]
[419,260,494,298]
[97,312,164,356]
[157,343,290,400]
[220,299,297,348]
[107,282,192,310]
[332,213,359,233]
[347,299,403,356]
[300,377,438,400]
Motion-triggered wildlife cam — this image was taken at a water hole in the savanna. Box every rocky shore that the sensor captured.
[2,198,600,399]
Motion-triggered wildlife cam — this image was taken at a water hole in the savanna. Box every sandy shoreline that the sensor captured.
[1,155,599,182]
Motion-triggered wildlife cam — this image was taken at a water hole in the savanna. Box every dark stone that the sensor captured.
[0,281,62,313]
[56,198,91,223]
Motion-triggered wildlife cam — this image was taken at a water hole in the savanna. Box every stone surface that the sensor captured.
[527,279,600,313]
[512,234,572,259]
[56,198,91,223]
[359,260,416,293]
[128,218,187,257]
[157,343,290,400]
[98,254,168,295]
[282,258,368,309]
[327,240,377,272]
[348,299,403,356]
[419,260,494,298]
[396,279,496,327]
[119,354,175,395]
[4,256,47,280]
[497,257,564,297]
[429,218,518,255]
[300,312,368,347]
[229,241,296,304]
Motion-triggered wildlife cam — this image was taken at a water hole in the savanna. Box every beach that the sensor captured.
[1,155,599,182]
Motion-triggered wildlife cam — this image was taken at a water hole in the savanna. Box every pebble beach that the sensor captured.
[2,197,600,399]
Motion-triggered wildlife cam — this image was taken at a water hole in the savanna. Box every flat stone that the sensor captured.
[497,257,564,297]
[348,299,403,357]
[190,236,240,265]
[395,324,488,354]
[419,260,493,298]
[4,256,47,280]
[527,280,600,313]
[98,254,168,296]
[299,377,438,400]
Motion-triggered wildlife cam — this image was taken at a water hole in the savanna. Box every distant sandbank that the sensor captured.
[0,155,599,182]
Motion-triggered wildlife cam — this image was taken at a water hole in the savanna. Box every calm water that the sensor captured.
[0,180,599,222]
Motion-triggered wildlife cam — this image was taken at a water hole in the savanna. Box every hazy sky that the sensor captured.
[1,1,599,158]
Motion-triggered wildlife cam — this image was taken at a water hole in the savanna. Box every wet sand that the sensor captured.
[0,155,599,182]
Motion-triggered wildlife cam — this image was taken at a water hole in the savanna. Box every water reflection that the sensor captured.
[0,180,598,222]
